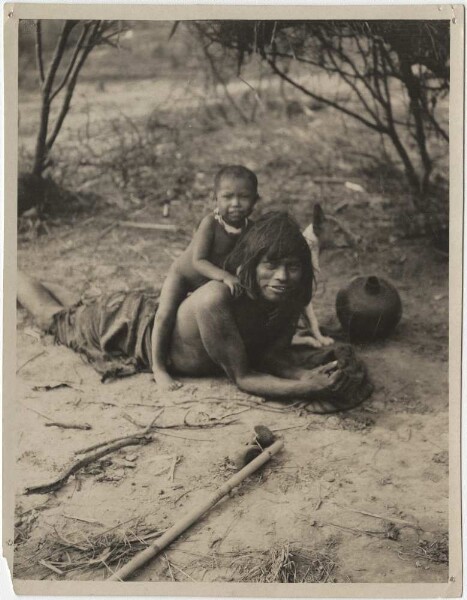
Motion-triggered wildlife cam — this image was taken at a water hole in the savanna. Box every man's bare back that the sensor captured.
[168,281,293,378]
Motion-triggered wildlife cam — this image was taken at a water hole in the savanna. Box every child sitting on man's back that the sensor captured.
[152,165,259,390]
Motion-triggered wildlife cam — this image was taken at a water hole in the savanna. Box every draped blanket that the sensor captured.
[51,290,159,382]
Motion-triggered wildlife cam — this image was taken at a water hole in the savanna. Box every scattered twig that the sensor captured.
[76,428,212,452]
[18,402,54,422]
[168,560,196,582]
[314,483,322,511]
[32,383,74,392]
[119,220,178,232]
[143,409,165,433]
[201,395,265,405]
[63,514,103,525]
[24,435,153,495]
[82,399,118,407]
[271,425,305,433]
[16,350,46,374]
[152,463,172,477]
[124,410,238,431]
[323,521,381,537]
[45,422,92,430]
[164,553,176,581]
[75,435,130,455]
[148,430,214,442]
[75,410,164,456]
[220,407,252,419]
[333,503,422,530]
[168,455,180,482]
[182,395,295,414]
[38,559,64,575]
[174,488,195,503]
[183,409,239,428]
[122,413,144,428]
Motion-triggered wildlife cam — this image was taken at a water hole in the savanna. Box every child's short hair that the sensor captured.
[224,211,313,306]
[214,165,258,195]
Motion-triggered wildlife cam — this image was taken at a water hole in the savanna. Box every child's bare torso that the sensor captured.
[172,214,246,289]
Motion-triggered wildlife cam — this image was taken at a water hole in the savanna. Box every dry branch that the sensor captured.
[24,435,152,495]
[45,422,91,430]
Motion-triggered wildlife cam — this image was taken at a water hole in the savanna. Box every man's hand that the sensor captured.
[222,274,243,297]
[298,361,347,394]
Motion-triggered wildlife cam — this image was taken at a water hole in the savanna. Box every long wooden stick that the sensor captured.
[108,438,284,581]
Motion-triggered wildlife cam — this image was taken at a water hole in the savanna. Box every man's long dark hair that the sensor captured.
[224,211,313,306]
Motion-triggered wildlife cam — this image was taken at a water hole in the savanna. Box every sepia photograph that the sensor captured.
[3,4,463,596]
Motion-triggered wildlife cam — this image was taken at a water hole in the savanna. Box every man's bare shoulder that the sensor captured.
[190,281,231,309]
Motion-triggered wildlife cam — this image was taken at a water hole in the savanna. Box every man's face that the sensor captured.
[215,176,257,227]
[256,255,303,303]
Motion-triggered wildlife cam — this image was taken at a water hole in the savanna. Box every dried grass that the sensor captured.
[235,539,340,583]
[413,534,449,564]
[398,533,448,565]
[14,519,165,579]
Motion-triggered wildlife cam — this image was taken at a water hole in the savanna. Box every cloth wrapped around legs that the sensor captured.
[50,290,159,382]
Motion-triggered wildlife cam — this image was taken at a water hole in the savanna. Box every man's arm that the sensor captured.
[256,320,307,379]
[194,285,343,399]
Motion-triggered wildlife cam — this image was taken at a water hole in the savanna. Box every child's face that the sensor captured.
[215,176,257,227]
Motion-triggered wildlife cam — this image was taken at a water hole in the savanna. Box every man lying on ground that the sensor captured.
[17,212,372,413]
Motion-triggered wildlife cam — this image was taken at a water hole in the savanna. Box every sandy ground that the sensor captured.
[13,236,449,584]
[12,75,449,584]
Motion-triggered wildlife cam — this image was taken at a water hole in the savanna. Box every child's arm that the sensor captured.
[192,216,242,296]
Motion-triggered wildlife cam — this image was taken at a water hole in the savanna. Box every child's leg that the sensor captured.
[17,271,66,330]
[291,301,334,348]
[305,301,334,346]
[151,269,189,390]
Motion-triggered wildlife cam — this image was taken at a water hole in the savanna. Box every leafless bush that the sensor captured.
[190,20,450,249]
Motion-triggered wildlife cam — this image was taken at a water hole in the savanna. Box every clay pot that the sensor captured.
[336,276,402,342]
